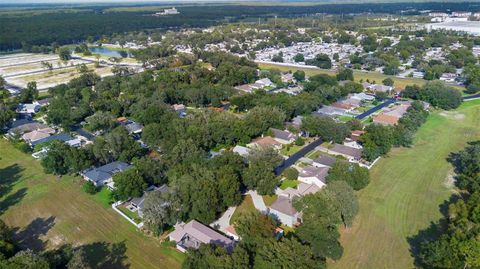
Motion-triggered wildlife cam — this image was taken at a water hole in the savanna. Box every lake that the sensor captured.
[88,47,130,58]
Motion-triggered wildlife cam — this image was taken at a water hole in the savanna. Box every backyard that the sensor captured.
[330,100,480,269]
[0,140,184,269]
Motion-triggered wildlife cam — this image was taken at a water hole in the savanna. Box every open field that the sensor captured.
[330,100,480,269]
[258,62,429,90]
[0,140,184,269]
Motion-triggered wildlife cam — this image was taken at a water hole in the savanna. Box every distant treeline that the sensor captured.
[1,2,479,51]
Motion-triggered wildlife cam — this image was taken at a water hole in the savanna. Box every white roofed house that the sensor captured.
[232,145,251,159]
[251,78,275,90]
[297,165,329,189]
[168,220,235,253]
[16,103,41,115]
[270,128,296,144]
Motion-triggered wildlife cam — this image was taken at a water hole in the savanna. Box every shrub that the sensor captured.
[283,167,299,181]
[82,181,98,194]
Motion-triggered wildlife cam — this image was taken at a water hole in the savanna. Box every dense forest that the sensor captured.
[1,1,480,51]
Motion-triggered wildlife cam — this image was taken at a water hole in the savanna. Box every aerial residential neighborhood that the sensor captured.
[0,1,479,268]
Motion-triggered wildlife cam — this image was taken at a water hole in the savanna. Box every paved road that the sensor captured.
[463,93,480,101]
[355,98,396,120]
[274,138,323,175]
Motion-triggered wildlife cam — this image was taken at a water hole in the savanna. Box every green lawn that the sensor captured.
[230,195,256,225]
[279,179,299,190]
[305,150,322,160]
[280,144,303,156]
[0,140,184,268]
[262,195,278,207]
[330,100,480,269]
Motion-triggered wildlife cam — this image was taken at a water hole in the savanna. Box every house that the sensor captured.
[268,196,301,227]
[298,165,329,188]
[313,106,348,117]
[82,161,132,189]
[7,120,48,136]
[36,98,52,107]
[173,104,187,118]
[290,115,303,129]
[362,82,393,93]
[30,133,76,148]
[16,103,41,115]
[21,127,56,144]
[168,220,235,253]
[252,78,274,89]
[129,185,169,217]
[117,118,143,134]
[234,84,254,93]
[343,138,363,149]
[232,145,250,158]
[350,130,365,141]
[384,104,410,118]
[372,114,400,126]
[270,128,296,144]
[281,73,295,83]
[351,92,375,101]
[247,136,282,150]
[328,144,363,161]
[280,182,321,199]
[312,155,337,168]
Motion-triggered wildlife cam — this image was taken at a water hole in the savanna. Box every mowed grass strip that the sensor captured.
[258,62,427,89]
[329,100,480,269]
[0,140,184,269]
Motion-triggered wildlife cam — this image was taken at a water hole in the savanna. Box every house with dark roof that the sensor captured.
[16,103,40,115]
[30,133,76,147]
[168,220,235,253]
[6,119,47,137]
[129,185,169,217]
[270,128,296,144]
[81,161,132,190]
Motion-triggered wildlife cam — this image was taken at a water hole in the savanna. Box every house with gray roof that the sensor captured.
[7,119,47,137]
[168,220,235,253]
[313,155,337,168]
[298,165,329,188]
[270,128,296,144]
[328,144,363,161]
[268,196,301,227]
[81,161,132,189]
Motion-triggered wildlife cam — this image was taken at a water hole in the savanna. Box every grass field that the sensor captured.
[258,62,428,90]
[0,140,184,269]
[230,195,255,225]
[330,100,480,269]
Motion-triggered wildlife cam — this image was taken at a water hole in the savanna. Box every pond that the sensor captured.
[88,47,131,58]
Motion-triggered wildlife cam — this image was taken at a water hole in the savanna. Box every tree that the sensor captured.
[67,249,91,269]
[41,141,71,175]
[325,181,359,227]
[82,181,98,195]
[112,169,147,201]
[245,147,282,195]
[361,124,395,161]
[86,111,116,133]
[1,250,49,269]
[255,238,325,269]
[326,161,370,190]
[18,81,38,103]
[293,70,306,81]
[293,53,305,62]
[244,106,286,137]
[283,167,299,180]
[58,46,72,61]
[382,78,394,86]
[0,220,15,258]
[142,189,180,234]
[235,212,277,250]
[336,68,354,81]
[0,103,15,130]
[306,53,332,69]
[301,116,349,143]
